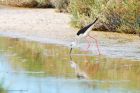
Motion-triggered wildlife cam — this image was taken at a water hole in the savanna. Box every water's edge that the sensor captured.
[0,32,140,61]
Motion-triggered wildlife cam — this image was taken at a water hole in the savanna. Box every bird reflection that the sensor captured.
[69,55,89,79]
[69,51,101,80]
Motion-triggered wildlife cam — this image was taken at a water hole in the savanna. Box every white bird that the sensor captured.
[70,18,101,55]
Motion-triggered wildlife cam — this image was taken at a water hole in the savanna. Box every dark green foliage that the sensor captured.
[69,0,140,34]
[51,0,70,12]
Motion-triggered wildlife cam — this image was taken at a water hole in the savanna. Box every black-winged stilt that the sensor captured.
[70,18,101,55]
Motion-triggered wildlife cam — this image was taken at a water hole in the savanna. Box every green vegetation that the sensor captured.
[69,0,106,28]
[51,0,69,12]
[69,0,140,34]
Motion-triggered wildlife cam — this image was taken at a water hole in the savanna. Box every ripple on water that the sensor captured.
[0,36,140,93]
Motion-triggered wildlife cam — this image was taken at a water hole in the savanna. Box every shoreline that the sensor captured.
[0,31,140,61]
[0,6,140,60]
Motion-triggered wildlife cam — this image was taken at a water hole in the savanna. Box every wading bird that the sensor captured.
[70,18,101,55]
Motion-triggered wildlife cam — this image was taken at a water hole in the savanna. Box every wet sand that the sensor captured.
[0,5,140,60]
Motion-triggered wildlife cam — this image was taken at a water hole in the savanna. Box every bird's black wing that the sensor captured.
[77,18,98,36]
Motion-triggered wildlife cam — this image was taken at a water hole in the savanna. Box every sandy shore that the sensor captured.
[0,6,140,60]
[0,5,139,41]
[0,6,76,41]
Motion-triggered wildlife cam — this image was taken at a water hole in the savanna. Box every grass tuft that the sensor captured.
[51,0,69,12]
[69,0,140,34]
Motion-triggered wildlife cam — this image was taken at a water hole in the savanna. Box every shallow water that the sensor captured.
[0,36,140,93]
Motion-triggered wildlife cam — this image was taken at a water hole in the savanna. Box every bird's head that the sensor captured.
[70,41,77,54]
[70,41,77,48]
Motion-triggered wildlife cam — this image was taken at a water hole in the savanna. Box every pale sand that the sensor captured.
[0,6,76,41]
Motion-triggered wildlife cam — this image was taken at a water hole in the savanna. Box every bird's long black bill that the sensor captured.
[69,48,73,61]
[69,47,73,55]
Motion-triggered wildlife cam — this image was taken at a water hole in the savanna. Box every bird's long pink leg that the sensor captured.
[88,35,101,55]
[84,37,91,51]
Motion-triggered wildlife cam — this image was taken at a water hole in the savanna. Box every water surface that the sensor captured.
[0,36,140,93]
